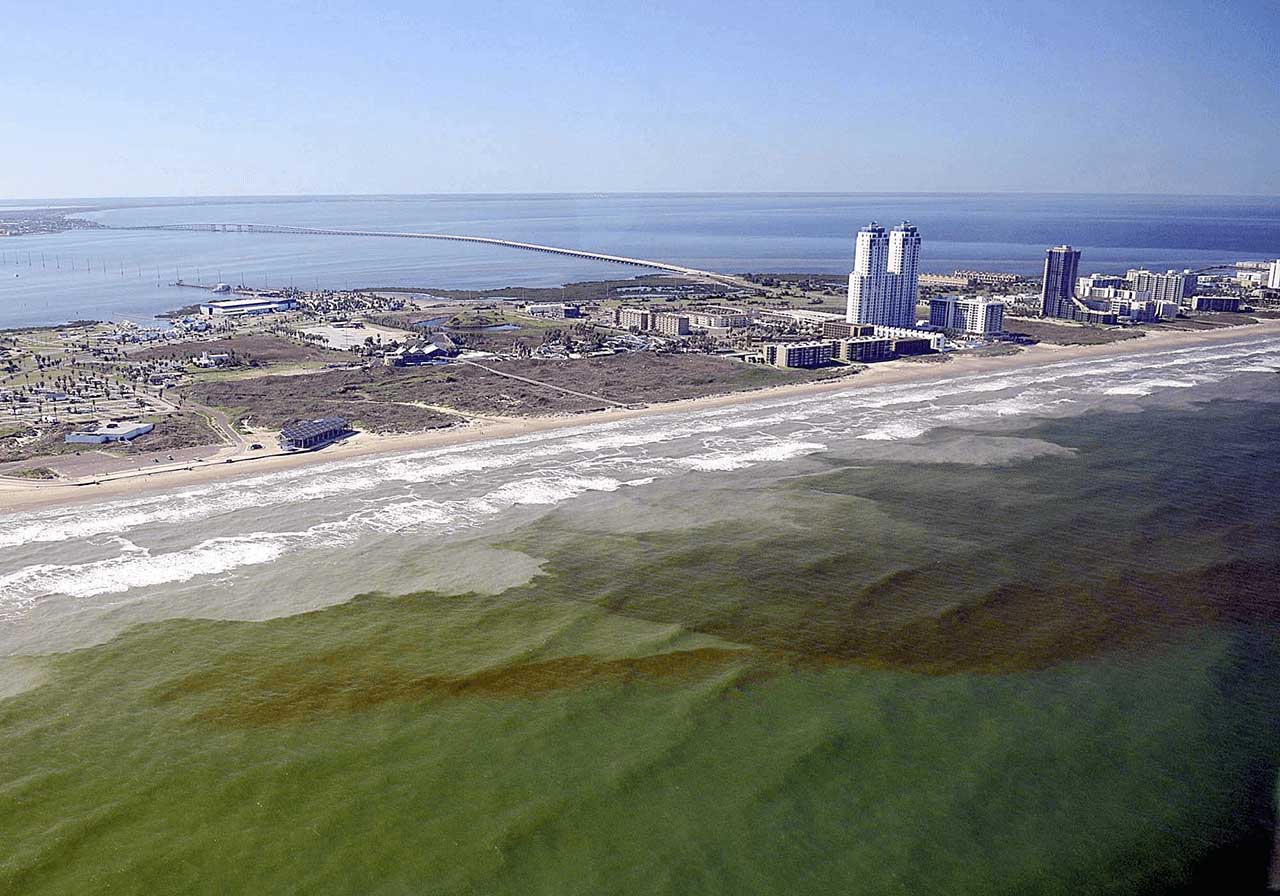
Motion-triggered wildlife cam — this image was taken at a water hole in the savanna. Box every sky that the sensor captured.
[2,0,1278,198]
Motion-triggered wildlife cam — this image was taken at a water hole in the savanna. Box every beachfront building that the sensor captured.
[847,223,890,325]
[919,273,971,288]
[888,222,922,327]
[1076,274,1130,298]
[846,222,921,328]
[955,269,1022,287]
[1041,246,1118,324]
[685,307,752,329]
[871,326,946,353]
[756,308,844,327]
[65,421,155,444]
[928,295,1005,336]
[1127,269,1197,307]
[525,302,581,319]
[616,307,652,331]
[830,336,893,363]
[279,417,351,450]
[822,320,876,340]
[199,297,298,317]
[1190,295,1243,313]
[652,313,690,336]
[1041,246,1081,319]
[760,341,834,369]
[1269,259,1280,290]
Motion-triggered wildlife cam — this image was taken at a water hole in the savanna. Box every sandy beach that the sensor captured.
[4,319,1277,514]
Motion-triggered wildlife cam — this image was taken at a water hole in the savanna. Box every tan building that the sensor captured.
[919,273,972,288]
[928,295,1005,335]
[617,307,652,331]
[830,336,893,363]
[685,306,751,329]
[653,313,690,336]
[822,320,876,340]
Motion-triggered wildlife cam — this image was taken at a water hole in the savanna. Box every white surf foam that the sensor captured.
[1104,379,1198,396]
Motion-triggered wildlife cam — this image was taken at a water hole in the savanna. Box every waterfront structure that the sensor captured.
[1076,274,1129,297]
[846,223,892,326]
[928,295,1005,336]
[758,308,845,327]
[1269,259,1280,290]
[386,340,449,366]
[653,313,690,336]
[846,221,920,327]
[822,320,876,340]
[685,307,751,329]
[1076,270,1194,318]
[617,307,652,331]
[887,335,936,355]
[1127,269,1197,306]
[919,273,971,288]
[954,269,1021,287]
[1040,247,1119,324]
[199,296,298,317]
[1105,297,1160,323]
[279,417,350,450]
[525,302,581,319]
[871,325,946,352]
[1190,295,1242,313]
[65,421,154,444]
[193,351,232,368]
[830,336,893,363]
[760,341,834,369]
[1235,262,1272,286]
[1041,246,1081,319]
[920,270,1021,290]
[888,222,922,326]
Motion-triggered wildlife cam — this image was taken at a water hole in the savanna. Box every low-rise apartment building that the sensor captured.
[760,341,834,368]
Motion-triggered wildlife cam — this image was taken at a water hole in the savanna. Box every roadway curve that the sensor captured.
[104,222,755,289]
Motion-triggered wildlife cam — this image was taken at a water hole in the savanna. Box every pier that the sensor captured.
[103,222,753,288]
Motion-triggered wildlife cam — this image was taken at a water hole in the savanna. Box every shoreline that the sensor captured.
[3,319,1278,513]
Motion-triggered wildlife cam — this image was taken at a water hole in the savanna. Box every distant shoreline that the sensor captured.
[4,318,1277,514]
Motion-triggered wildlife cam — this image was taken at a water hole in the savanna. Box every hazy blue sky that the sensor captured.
[4,0,1278,198]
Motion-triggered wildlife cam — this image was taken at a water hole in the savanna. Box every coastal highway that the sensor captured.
[102,222,757,289]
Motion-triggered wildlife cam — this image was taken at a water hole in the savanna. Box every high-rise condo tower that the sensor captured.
[846,221,920,327]
[1041,245,1081,319]
[888,222,921,327]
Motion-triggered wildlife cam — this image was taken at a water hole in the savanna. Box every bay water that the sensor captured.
[1,193,1278,328]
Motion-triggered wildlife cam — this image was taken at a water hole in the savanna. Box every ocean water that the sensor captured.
[2,332,1280,893]
[1,193,1278,328]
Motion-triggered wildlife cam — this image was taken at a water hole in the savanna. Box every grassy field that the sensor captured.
[1005,319,1145,345]
[6,466,58,480]
[187,353,855,432]
[0,412,223,463]
[1143,313,1264,331]
[135,335,341,366]
[365,275,728,305]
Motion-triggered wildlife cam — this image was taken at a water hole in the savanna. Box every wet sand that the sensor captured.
[3,319,1277,513]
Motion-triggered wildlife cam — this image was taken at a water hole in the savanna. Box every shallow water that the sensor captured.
[2,333,1279,893]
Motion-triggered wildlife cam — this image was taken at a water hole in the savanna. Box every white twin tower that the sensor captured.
[846,221,921,328]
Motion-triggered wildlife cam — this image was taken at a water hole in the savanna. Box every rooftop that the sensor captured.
[280,417,349,441]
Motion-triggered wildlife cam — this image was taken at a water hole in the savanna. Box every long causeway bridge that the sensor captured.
[105,222,750,287]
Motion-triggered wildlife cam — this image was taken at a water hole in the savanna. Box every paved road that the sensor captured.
[104,222,759,290]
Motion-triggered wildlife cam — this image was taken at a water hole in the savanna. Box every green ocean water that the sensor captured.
[3,401,1279,894]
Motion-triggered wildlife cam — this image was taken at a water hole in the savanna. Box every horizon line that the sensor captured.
[5,189,1280,205]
